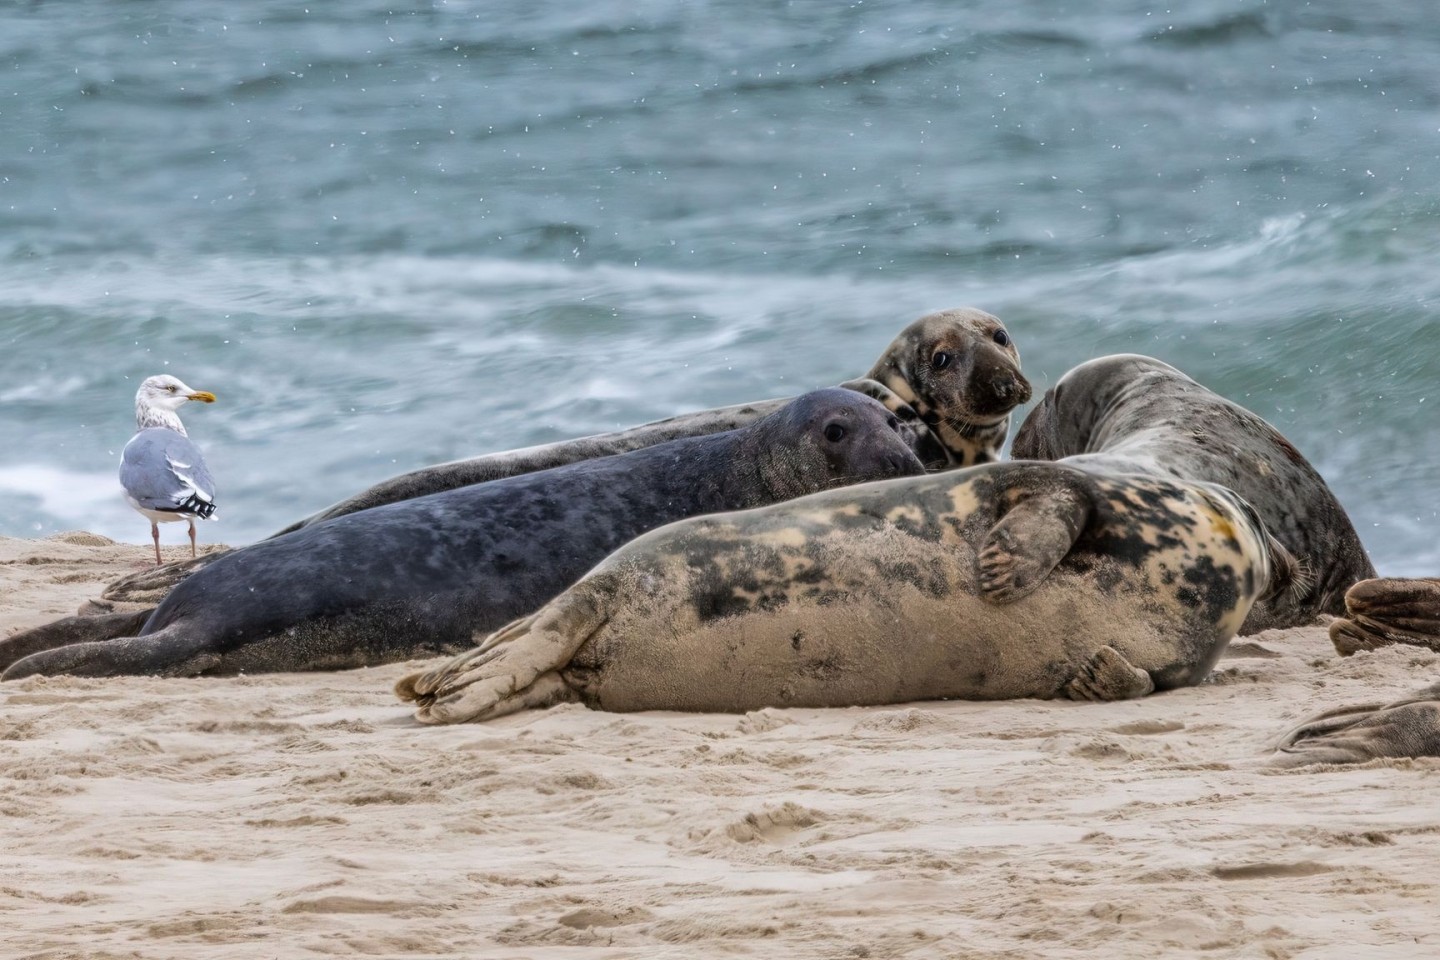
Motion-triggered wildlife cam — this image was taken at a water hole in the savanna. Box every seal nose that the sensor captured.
[991,374,1033,407]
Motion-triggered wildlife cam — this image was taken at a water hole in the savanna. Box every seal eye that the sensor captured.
[932,351,952,371]
[823,423,847,443]
[992,329,1011,348]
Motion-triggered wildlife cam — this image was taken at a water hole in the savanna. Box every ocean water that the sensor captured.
[2,0,1437,574]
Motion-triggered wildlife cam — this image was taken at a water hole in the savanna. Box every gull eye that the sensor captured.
[932,351,952,370]
[993,329,1011,347]
[823,423,847,443]
[167,385,178,392]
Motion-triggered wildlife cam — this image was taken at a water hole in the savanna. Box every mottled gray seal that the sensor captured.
[396,461,1298,724]
[12,307,1027,654]
[1011,354,1374,633]
[1274,680,1440,766]
[0,390,922,679]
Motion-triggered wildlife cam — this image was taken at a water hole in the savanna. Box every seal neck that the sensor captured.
[865,373,1008,468]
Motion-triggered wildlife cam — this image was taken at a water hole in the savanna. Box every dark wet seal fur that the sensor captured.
[1011,354,1374,633]
[397,460,1297,724]
[0,390,923,679]
[12,308,1027,655]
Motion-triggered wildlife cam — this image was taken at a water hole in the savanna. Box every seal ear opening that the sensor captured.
[977,474,1092,605]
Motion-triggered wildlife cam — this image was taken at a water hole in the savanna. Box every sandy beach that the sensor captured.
[3,532,1438,959]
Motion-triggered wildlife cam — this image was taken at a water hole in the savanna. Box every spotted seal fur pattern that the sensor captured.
[1011,354,1373,633]
[1,390,923,679]
[396,460,1298,724]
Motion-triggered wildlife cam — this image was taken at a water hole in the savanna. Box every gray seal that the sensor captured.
[0,390,922,679]
[11,308,1027,654]
[396,460,1298,724]
[1010,354,1374,633]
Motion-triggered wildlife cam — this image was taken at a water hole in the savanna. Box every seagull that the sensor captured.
[120,374,219,565]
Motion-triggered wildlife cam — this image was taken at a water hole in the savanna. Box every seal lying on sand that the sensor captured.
[1,390,922,679]
[396,461,1298,724]
[1273,680,1440,766]
[1011,354,1373,632]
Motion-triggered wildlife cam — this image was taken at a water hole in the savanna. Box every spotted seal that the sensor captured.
[10,308,1026,655]
[0,390,923,679]
[396,460,1298,724]
[1010,354,1374,633]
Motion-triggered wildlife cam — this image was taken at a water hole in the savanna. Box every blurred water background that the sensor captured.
[1,0,1437,573]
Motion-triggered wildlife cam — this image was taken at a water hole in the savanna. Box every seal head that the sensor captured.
[863,308,1030,468]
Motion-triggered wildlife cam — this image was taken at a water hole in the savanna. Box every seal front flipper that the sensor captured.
[396,591,608,724]
[1273,683,1440,766]
[1330,578,1440,655]
[1,626,222,680]
[977,475,1091,605]
[1064,645,1155,702]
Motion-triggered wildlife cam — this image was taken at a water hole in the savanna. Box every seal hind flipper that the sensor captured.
[1273,684,1440,766]
[977,479,1091,605]
[1064,645,1156,702]
[1330,578,1440,655]
[397,592,608,724]
[0,608,153,671]
[2,626,222,680]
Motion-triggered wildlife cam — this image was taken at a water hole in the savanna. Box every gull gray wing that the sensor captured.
[120,428,218,517]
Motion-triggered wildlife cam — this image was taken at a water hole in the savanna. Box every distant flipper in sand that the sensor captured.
[1273,682,1440,766]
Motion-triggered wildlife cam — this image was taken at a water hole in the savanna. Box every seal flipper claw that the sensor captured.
[399,592,607,724]
[978,481,1091,605]
[1064,645,1155,702]
[1329,578,1440,655]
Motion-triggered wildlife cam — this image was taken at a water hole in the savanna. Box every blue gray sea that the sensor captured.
[2,1,1437,573]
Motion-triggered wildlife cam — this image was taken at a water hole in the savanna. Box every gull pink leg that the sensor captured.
[151,522,162,565]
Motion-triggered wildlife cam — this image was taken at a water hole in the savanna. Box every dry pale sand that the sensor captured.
[3,533,1439,960]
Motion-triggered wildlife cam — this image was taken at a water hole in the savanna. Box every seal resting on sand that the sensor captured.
[1011,354,1373,632]
[396,461,1298,724]
[0,390,922,679]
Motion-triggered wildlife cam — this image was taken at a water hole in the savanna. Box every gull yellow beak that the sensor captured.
[187,391,217,403]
